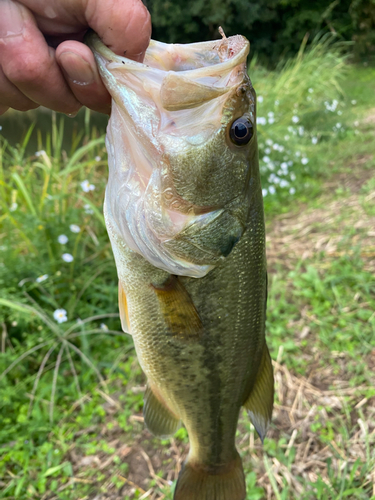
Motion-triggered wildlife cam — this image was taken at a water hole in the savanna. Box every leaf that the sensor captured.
[43,462,70,477]
[11,172,37,216]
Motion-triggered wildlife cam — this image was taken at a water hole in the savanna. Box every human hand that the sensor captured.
[0,0,151,115]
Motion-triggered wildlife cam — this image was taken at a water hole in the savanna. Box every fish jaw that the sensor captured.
[87,32,257,278]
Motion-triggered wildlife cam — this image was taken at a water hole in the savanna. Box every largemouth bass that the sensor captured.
[87,31,273,500]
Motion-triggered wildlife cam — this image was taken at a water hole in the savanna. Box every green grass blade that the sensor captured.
[11,172,37,216]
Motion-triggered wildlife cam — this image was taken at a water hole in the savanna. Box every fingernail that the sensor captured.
[0,0,25,38]
[59,51,94,86]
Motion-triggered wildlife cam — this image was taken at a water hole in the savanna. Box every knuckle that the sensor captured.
[6,56,46,86]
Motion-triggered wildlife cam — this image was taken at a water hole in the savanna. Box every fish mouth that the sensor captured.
[86,32,251,278]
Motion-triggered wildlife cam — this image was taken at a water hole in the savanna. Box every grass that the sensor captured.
[0,38,375,499]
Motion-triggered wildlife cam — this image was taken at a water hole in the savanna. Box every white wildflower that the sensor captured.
[354,120,359,127]
[84,204,94,214]
[268,186,276,195]
[58,234,68,244]
[267,112,274,118]
[337,110,342,115]
[36,274,48,283]
[268,117,275,124]
[290,173,296,181]
[292,115,299,123]
[262,188,268,197]
[265,139,273,146]
[262,156,271,164]
[53,309,68,324]
[312,137,318,145]
[257,117,266,125]
[257,95,264,103]
[284,135,290,141]
[100,323,109,331]
[62,253,74,263]
[295,151,301,157]
[9,202,18,212]
[336,122,342,129]
[279,179,289,188]
[265,147,271,154]
[351,100,357,105]
[95,156,101,162]
[298,126,305,136]
[301,157,309,165]
[308,88,314,93]
[35,150,46,157]
[281,162,288,170]
[275,100,279,106]
[288,161,294,167]
[69,224,81,233]
[289,187,296,195]
[81,180,95,192]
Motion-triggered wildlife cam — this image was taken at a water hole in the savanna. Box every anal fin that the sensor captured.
[243,344,274,442]
[143,384,180,438]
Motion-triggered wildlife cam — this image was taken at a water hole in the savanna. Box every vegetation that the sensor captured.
[146,0,375,62]
[0,38,375,499]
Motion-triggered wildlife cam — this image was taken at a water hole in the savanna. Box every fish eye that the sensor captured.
[229,117,253,146]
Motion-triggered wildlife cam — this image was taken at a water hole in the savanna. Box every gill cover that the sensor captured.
[87,32,255,278]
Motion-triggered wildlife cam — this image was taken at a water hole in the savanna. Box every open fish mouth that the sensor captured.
[86,31,254,278]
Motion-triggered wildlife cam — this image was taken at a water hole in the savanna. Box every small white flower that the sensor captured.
[62,253,74,263]
[268,117,275,124]
[295,151,301,157]
[279,179,289,188]
[289,187,296,195]
[84,204,94,214]
[81,180,95,192]
[58,234,68,244]
[267,112,274,118]
[53,308,68,324]
[262,188,268,197]
[257,117,266,125]
[0,125,2,131]
[351,100,357,105]
[281,162,288,170]
[301,157,309,165]
[298,126,304,136]
[265,147,271,154]
[354,120,359,127]
[69,224,81,233]
[100,323,109,331]
[36,274,48,283]
[76,318,83,325]
[312,137,318,145]
[292,115,299,123]
[290,173,296,181]
[265,139,273,146]
[9,202,18,212]
[284,135,290,141]
[268,186,276,195]
[257,95,264,103]
[336,122,342,129]
[337,110,342,115]
[95,156,101,162]
[275,100,279,106]
[262,156,271,164]
[35,150,46,157]
[308,88,314,93]
[288,161,294,167]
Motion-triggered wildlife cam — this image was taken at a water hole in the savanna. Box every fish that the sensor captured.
[86,30,273,500]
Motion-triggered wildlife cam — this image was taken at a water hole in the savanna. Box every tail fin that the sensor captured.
[174,453,246,500]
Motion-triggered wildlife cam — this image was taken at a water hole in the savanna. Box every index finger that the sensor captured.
[85,0,151,61]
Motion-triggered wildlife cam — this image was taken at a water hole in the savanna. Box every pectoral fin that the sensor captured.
[143,384,181,438]
[152,276,203,340]
[243,344,274,442]
[118,281,131,334]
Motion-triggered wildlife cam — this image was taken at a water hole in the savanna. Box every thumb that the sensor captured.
[85,0,151,61]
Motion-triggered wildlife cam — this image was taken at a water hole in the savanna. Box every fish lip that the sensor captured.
[85,30,249,78]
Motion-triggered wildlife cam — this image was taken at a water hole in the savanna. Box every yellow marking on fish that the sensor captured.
[118,280,131,334]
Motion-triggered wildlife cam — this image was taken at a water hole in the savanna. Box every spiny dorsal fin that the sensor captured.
[151,275,203,340]
[143,384,181,438]
[243,344,274,442]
